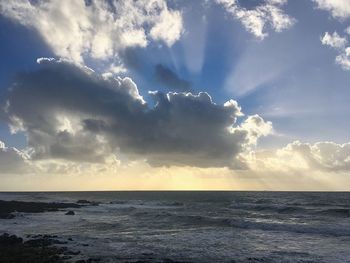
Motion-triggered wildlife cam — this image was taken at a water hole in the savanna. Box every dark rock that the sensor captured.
[0,200,81,219]
[0,213,15,219]
[0,233,80,262]
[25,236,66,247]
[65,210,75,215]
[77,199,91,204]
[0,233,23,246]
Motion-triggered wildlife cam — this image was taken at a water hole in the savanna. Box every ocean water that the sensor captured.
[0,191,349,262]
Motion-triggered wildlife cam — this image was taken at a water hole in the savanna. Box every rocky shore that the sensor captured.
[0,233,85,262]
[0,199,99,262]
[0,199,187,262]
[0,233,184,263]
[0,200,82,219]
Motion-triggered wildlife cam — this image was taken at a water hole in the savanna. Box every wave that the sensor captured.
[230,203,308,214]
[316,208,350,217]
[157,213,350,237]
[230,202,350,217]
[227,219,350,237]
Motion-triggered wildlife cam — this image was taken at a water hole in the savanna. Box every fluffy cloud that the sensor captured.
[314,0,350,71]
[216,0,295,39]
[313,0,350,20]
[233,115,273,145]
[321,31,350,70]
[321,32,347,49]
[0,0,183,64]
[3,58,271,169]
[251,140,350,172]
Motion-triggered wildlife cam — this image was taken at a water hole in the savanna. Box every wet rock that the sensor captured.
[0,233,23,245]
[77,199,91,204]
[0,233,80,262]
[0,213,15,219]
[0,200,81,219]
[65,210,75,215]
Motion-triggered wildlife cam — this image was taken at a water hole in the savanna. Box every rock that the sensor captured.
[0,233,79,262]
[65,210,75,215]
[0,200,81,219]
[0,233,23,245]
[0,213,15,219]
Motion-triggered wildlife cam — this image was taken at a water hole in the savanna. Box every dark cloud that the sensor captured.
[3,58,263,168]
[154,64,192,92]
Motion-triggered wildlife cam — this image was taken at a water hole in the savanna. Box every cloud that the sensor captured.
[216,0,295,39]
[3,58,272,169]
[0,140,30,174]
[250,140,350,172]
[0,137,120,176]
[321,31,350,70]
[321,32,347,49]
[313,0,350,20]
[154,64,192,92]
[0,0,183,64]
[233,114,273,145]
[316,0,350,71]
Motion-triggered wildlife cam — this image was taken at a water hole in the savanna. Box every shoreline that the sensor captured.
[0,199,99,262]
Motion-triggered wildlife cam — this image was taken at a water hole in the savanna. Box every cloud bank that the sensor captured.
[252,141,350,173]
[3,58,271,169]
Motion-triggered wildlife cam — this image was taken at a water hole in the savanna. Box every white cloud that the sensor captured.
[313,0,350,20]
[250,140,350,172]
[316,0,350,71]
[335,47,350,70]
[234,114,273,145]
[216,0,295,39]
[0,0,183,64]
[321,31,350,70]
[149,6,183,46]
[321,32,347,49]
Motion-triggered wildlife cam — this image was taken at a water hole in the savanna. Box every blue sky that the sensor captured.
[1,0,350,190]
[1,0,350,148]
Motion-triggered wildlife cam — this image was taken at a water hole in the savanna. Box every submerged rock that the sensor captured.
[65,210,75,215]
[0,200,81,219]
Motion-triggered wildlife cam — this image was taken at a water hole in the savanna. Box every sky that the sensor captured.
[0,0,350,191]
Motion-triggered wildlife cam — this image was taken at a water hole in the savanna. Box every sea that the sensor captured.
[0,191,349,262]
